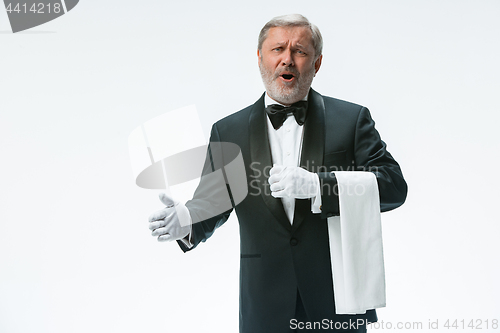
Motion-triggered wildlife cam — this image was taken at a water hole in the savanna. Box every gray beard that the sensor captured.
[259,63,315,105]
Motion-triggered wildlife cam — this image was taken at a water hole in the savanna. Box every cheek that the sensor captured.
[261,60,277,72]
[298,60,315,73]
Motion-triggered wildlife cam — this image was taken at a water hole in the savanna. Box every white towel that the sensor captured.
[327,171,386,314]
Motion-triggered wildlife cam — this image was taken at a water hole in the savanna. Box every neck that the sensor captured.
[267,95,291,106]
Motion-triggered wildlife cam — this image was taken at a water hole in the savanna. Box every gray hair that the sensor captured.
[258,14,323,59]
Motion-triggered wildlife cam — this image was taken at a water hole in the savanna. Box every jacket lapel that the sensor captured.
[292,88,326,232]
[249,93,292,232]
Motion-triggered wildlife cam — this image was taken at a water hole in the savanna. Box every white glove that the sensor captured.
[148,193,191,242]
[268,165,319,199]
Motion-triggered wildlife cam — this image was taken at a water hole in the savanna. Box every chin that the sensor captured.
[268,85,307,105]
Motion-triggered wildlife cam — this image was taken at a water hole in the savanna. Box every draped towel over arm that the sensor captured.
[327,171,386,314]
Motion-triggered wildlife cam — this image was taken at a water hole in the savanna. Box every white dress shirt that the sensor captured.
[264,93,322,224]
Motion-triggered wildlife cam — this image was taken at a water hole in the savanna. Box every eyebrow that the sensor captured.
[272,42,287,47]
[271,41,308,49]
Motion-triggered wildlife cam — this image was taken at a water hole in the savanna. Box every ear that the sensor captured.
[257,49,262,66]
[314,55,323,76]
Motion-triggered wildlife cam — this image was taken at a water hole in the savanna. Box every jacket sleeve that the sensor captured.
[177,123,234,252]
[317,107,408,218]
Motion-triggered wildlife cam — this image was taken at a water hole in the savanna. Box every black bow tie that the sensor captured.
[265,100,308,130]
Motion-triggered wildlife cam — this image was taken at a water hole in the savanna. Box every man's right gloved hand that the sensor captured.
[148,193,191,242]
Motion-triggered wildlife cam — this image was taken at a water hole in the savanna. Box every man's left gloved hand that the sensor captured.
[268,165,319,199]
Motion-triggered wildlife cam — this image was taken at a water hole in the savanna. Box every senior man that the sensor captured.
[148,14,407,333]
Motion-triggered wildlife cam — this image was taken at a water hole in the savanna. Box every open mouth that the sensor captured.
[280,73,295,82]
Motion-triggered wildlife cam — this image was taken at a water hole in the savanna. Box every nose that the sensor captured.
[281,49,294,67]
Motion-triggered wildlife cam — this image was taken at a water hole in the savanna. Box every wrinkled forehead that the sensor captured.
[264,26,314,49]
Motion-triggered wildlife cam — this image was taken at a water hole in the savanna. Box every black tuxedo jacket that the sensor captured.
[178,89,407,333]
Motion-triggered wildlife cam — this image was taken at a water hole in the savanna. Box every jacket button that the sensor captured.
[290,238,299,246]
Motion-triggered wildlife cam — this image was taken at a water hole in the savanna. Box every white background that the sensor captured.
[1,1,499,332]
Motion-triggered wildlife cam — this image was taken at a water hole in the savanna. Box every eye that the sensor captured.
[296,50,306,55]
[272,47,282,52]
